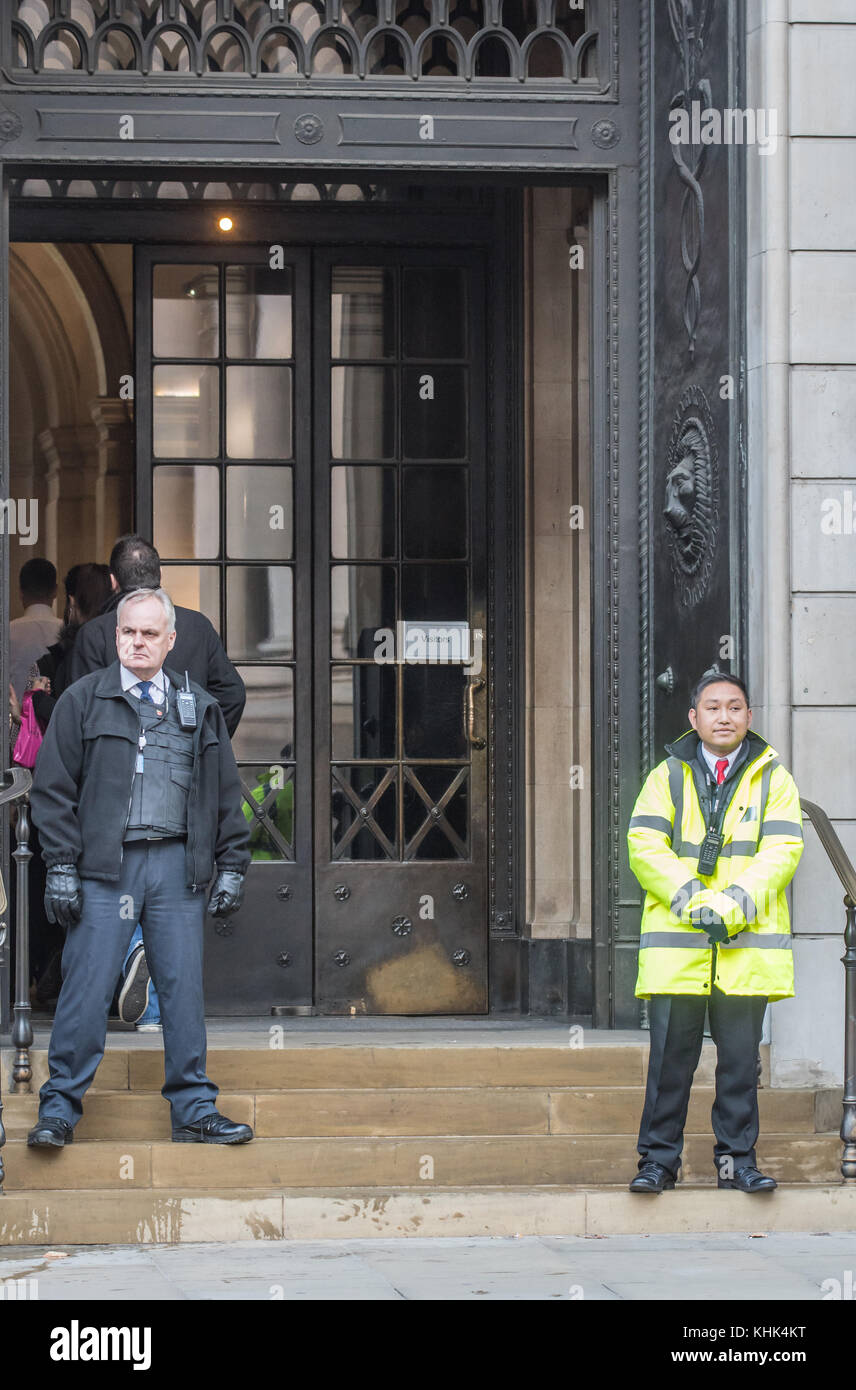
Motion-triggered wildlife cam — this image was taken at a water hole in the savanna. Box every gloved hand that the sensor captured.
[689,906,730,944]
[45,864,82,929]
[207,869,245,918]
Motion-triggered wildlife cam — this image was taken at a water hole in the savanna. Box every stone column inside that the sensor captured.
[38,423,99,587]
[524,186,593,944]
[89,396,133,562]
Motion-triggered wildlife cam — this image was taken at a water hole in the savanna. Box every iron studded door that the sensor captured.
[648,0,747,758]
[137,246,313,1013]
[313,250,489,1014]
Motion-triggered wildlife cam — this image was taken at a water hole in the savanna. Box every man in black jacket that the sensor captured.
[27,588,253,1147]
[68,534,245,737]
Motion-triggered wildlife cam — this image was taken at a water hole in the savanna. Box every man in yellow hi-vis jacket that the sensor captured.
[627,672,803,1195]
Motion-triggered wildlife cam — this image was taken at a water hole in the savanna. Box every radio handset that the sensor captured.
[176,671,197,730]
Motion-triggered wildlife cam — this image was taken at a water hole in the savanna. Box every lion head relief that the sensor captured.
[663,386,718,607]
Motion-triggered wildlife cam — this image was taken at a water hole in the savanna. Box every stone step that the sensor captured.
[1,1184,854,1245]
[1,1085,823,1140]
[1,1133,841,1191]
[0,1042,755,1093]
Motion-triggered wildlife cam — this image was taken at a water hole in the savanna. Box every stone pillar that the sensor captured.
[524,186,593,942]
[38,423,99,582]
[89,397,133,561]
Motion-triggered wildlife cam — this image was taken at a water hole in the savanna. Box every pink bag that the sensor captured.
[13,690,44,768]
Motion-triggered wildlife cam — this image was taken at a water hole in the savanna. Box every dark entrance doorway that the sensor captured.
[135,242,489,1015]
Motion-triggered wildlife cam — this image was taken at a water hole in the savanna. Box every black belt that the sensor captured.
[124,831,187,843]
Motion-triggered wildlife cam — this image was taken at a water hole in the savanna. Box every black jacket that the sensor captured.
[29,662,251,890]
[68,593,246,736]
[32,625,79,730]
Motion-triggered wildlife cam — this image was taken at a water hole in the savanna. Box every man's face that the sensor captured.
[116,596,175,681]
[688,681,752,755]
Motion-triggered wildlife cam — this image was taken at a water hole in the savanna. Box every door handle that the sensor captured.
[465,678,486,749]
[656,666,675,695]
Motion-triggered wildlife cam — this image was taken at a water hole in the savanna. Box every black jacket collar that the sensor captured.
[664,728,769,768]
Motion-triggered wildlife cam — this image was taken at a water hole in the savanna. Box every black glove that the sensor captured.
[689,906,730,945]
[45,864,82,930]
[207,869,245,918]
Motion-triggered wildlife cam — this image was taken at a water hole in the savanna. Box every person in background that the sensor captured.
[8,561,70,1001]
[29,564,113,731]
[69,534,245,735]
[22,563,114,1008]
[9,557,62,701]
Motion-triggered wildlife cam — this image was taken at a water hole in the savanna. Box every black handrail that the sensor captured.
[0,767,33,1193]
[802,800,856,1183]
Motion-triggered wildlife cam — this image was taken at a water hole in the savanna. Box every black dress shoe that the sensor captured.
[718,1165,777,1192]
[629,1160,675,1194]
[27,1117,74,1148]
[172,1113,254,1145]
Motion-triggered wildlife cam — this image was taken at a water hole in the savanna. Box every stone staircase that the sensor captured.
[0,1036,851,1243]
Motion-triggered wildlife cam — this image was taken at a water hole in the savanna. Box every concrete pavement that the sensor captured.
[2,1232,855,1300]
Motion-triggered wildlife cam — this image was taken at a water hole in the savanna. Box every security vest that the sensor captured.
[124,684,194,840]
[628,730,804,1001]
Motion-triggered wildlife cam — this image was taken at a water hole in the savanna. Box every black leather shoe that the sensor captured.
[718,1165,777,1192]
[629,1160,675,1194]
[27,1117,74,1148]
[172,1113,254,1144]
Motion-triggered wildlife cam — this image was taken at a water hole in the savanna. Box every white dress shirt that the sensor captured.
[120,666,169,706]
[699,741,743,781]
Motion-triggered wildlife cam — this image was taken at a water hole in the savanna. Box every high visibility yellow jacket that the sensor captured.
[628,730,803,1000]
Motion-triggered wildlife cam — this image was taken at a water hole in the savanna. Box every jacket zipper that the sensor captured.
[187,714,204,892]
[708,751,772,992]
[119,743,138,866]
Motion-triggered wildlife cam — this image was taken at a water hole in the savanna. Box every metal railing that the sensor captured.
[800,799,856,1184]
[0,765,33,1192]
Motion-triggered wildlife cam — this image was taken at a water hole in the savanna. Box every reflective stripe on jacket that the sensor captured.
[628,730,803,1000]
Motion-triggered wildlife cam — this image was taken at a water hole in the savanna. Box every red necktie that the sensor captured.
[715,759,728,785]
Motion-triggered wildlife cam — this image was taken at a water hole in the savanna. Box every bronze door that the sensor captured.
[138,244,489,1014]
[313,251,488,1014]
[648,0,747,758]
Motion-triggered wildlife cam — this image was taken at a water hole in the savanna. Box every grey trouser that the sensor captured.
[39,839,218,1129]
[637,986,767,1177]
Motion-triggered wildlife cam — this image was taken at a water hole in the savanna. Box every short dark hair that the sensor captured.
[109,534,160,591]
[690,670,750,709]
[19,556,57,602]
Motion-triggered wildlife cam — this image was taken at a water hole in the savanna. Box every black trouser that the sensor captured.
[637,985,767,1177]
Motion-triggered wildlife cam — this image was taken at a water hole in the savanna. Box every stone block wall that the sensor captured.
[748,1,856,1085]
